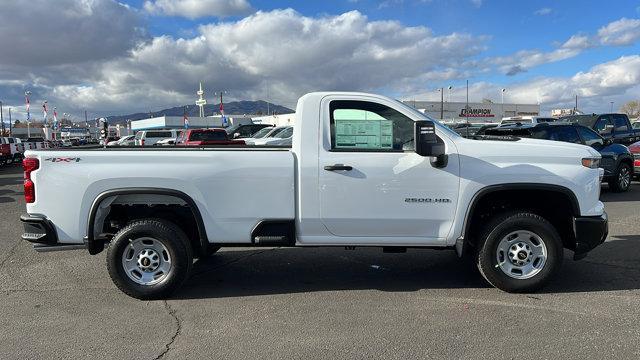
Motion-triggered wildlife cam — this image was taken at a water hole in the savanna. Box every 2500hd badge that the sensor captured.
[405,198,452,203]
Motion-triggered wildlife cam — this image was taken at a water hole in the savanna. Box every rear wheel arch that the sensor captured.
[86,188,209,256]
[458,184,580,257]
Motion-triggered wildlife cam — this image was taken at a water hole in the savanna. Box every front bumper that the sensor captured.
[573,212,608,260]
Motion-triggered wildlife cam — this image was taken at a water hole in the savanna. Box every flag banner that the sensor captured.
[43,101,48,122]
[53,107,58,130]
[26,95,30,121]
[222,114,228,127]
[184,114,189,129]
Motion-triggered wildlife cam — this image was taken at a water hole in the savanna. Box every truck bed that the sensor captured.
[26,148,295,244]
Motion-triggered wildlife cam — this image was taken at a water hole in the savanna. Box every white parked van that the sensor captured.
[134,129,179,146]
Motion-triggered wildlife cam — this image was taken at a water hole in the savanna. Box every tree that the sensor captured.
[620,100,640,118]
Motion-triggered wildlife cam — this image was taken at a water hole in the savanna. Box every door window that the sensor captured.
[549,126,581,143]
[594,117,611,133]
[330,100,414,151]
[613,115,630,132]
[576,126,603,147]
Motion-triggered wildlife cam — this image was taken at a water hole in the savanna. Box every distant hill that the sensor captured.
[104,100,293,125]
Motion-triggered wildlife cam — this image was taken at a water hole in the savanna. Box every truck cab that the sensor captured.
[561,113,640,145]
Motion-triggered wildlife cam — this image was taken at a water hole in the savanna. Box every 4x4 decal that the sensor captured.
[44,157,81,163]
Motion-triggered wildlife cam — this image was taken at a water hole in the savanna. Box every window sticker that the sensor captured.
[334,109,393,149]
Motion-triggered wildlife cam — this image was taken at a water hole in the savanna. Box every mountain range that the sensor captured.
[104,100,293,125]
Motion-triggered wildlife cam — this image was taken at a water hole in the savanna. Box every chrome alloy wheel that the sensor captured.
[496,230,547,280]
[619,166,631,190]
[121,237,172,285]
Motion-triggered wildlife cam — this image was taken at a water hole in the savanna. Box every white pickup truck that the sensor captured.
[21,92,608,299]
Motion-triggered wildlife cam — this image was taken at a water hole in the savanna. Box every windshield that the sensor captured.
[266,127,288,138]
[134,132,143,140]
[251,127,274,138]
[275,127,293,138]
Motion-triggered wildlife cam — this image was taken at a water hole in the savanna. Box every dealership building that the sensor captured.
[404,100,540,123]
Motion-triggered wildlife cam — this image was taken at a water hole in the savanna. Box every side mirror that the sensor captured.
[233,133,240,139]
[414,120,447,167]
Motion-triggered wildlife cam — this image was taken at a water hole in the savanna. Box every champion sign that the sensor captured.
[459,108,494,117]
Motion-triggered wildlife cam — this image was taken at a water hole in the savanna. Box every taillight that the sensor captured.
[23,158,39,203]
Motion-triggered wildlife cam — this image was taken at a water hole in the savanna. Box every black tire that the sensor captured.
[106,219,193,300]
[476,212,563,293]
[608,162,632,192]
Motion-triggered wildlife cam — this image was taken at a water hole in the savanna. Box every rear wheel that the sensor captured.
[609,162,632,192]
[476,212,563,293]
[106,219,193,300]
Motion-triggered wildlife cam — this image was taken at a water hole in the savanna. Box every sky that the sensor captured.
[0,0,639,121]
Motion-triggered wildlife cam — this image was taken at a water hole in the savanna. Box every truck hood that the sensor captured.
[458,136,601,161]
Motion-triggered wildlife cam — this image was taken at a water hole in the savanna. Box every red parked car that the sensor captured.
[629,140,640,180]
[176,128,245,146]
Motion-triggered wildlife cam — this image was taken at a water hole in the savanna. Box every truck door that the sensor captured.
[317,97,460,242]
[612,114,634,144]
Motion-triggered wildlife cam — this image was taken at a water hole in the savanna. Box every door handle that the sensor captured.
[324,164,353,171]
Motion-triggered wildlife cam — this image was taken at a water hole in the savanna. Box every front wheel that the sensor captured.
[476,212,563,293]
[106,219,193,300]
[609,162,632,192]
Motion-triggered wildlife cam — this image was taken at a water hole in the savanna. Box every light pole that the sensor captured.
[501,88,506,119]
[610,101,614,112]
[437,88,444,120]
[447,86,453,120]
[0,101,4,135]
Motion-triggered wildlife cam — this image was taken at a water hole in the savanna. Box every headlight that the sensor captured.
[582,157,600,169]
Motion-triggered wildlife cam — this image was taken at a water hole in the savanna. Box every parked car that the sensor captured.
[21,91,607,299]
[225,123,274,139]
[176,128,245,146]
[484,123,634,192]
[134,130,179,146]
[3,137,25,163]
[473,124,499,136]
[156,138,177,146]
[500,116,557,126]
[25,137,48,150]
[248,126,293,145]
[559,113,640,145]
[628,140,640,179]
[0,138,11,166]
[107,135,135,146]
[240,126,281,144]
[450,123,493,137]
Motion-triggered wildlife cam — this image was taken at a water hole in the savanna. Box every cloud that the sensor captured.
[45,9,487,112]
[408,56,640,113]
[143,0,253,19]
[0,0,144,67]
[597,18,640,46]
[492,17,638,75]
[534,8,552,16]
[498,56,640,111]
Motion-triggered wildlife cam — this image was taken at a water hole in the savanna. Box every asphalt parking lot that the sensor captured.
[0,164,639,360]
